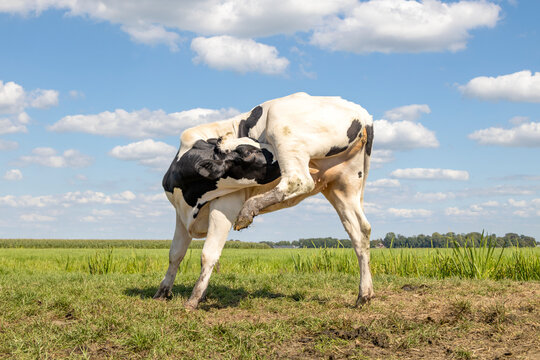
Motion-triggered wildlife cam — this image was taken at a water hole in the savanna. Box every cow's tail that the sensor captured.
[360,124,374,209]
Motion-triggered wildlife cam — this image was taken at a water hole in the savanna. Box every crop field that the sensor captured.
[0,242,538,359]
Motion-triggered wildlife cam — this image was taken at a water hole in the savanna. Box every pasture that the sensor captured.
[0,242,538,359]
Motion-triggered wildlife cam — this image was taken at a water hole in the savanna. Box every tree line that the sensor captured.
[260,232,538,248]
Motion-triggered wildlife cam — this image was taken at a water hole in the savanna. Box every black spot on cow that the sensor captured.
[325,145,348,156]
[365,124,374,156]
[238,106,263,138]
[163,139,280,208]
[347,119,362,143]
[325,119,363,156]
[358,171,362,178]
[193,201,208,218]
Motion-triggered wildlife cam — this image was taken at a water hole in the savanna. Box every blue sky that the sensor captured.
[1,0,539,242]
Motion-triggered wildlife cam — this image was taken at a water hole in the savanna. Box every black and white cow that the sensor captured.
[154,92,374,309]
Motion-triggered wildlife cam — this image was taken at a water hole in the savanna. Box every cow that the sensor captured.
[154,92,374,309]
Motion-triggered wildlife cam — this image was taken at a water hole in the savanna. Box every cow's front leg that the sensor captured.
[185,192,244,310]
[154,213,192,300]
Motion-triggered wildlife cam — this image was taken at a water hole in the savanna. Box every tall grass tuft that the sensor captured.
[87,248,115,274]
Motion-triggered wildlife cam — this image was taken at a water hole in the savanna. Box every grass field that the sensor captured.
[0,244,539,359]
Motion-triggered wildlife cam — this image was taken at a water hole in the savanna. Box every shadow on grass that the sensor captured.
[124,284,288,309]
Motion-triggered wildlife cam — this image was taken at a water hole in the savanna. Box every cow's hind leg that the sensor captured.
[323,182,374,306]
[185,192,244,310]
[154,213,192,299]
[235,152,314,230]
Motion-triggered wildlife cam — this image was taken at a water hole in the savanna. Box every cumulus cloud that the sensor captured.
[29,89,59,108]
[0,118,27,135]
[459,70,540,102]
[121,23,182,51]
[508,198,527,207]
[4,169,23,181]
[49,107,239,138]
[0,139,19,150]
[0,80,26,114]
[383,104,431,122]
[414,192,456,202]
[0,0,352,38]
[0,81,58,112]
[62,190,136,205]
[0,190,137,209]
[0,80,59,133]
[387,208,432,218]
[368,178,401,188]
[444,203,492,217]
[301,196,335,214]
[391,168,469,181]
[374,119,439,150]
[191,36,289,74]
[1,1,500,58]
[109,139,177,170]
[311,0,500,53]
[370,149,395,166]
[20,147,93,168]
[468,121,540,147]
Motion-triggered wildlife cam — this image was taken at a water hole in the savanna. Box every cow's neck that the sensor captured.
[178,112,247,156]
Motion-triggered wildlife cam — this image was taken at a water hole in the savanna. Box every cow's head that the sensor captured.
[195,141,273,181]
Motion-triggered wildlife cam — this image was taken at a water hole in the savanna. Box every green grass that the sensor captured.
[0,244,538,359]
[1,244,538,280]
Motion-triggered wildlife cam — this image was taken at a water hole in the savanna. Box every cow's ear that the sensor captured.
[195,159,227,180]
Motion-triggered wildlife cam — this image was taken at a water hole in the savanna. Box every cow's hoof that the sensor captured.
[153,287,172,300]
[355,294,374,307]
[234,215,253,231]
[184,300,198,311]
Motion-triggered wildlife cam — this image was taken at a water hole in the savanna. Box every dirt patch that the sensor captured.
[322,326,390,348]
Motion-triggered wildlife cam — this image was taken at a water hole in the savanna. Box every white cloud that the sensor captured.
[387,208,432,218]
[0,80,59,133]
[191,36,289,75]
[508,198,527,207]
[459,70,540,102]
[445,206,483,217]
[20,147,93,168]
[509,116,529,125]
[368,178,401,188]
[121,23,181,51]
[62,190,136,205]
[469,121,540,147]
[0,0,353,39]
[69,90,85,99]
[0,118,27,135]
[2,1,499,57]
[29,89,59,108]
[391,168,469,181]
[109,139,177,170]
[0,80,26,114]
[0,194,56,208]
[301,196,334,213]
[414,192,456,202]
[460,185,535,197]
[49,107,239,138]
[311,0,500,53]
[20,213,56,222]
[370,149,395,165]
[479,200,499,207]
[383,104,431,122]
[374,119,439,150]
[0,139,18,150]
[4,169,23,181]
